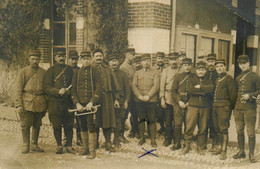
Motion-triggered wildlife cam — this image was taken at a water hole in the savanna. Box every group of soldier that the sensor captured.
[15,47,260,163]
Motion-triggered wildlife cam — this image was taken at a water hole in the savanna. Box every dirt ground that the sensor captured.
[0,105,260,169]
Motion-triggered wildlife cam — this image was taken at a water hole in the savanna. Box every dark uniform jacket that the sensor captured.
[205,69,218,85]
[235,70,260,110]
[132,68,160,102]
[188,75,214,107]
[43,64,74,103]
[113,69,131,105]
[171,72,193,104]
[213,72,237,109]
[71,65,101,105]
[15,66,47,112]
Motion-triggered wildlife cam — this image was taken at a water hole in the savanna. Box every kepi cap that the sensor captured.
[80,51,91,58]
[141,54,151,61]
[215,59,226,65]
[182,58,192,65]
[69,50,79,59]
[125,48,135,54]
[29,50,41,57]
[207,53,217,61]
[237,55,249,63]
[156,52,165,58]
[196,61,206,69]
[133,55,142,63]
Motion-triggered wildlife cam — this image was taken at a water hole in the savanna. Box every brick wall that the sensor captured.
[128,1,171,30]
[38,29,51,63]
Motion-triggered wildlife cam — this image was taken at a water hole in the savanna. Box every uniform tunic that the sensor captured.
[120,61,135,86]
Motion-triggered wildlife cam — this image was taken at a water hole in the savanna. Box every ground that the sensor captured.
[0,105,260,169]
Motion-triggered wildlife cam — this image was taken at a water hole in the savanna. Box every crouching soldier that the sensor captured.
[211,59,237,160]
[15,50,47,154]
[233,55,260,163]
[71,51,101,159]
[44,51,75,154]
[132,54,160,147]
[108,55,131,148]
[182,61,214,155]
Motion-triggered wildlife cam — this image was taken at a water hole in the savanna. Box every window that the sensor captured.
[201,37,214,55]
[218,40,230,70]
[182,34,197,63]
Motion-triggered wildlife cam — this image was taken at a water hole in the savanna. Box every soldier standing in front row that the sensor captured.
[71,51,101,159]
[160,52,179,146]
[182,61,214,155]
[44,51,75,154]
[211,59,237,160]
[132,54,160,147]
[171,58,193,151]
[233,55,260,163]
[15,50,47,154]
[108,55,131,148]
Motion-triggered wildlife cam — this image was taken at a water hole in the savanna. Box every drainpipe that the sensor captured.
[169,0,177,53]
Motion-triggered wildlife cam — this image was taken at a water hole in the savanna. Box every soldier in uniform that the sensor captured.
[197,55,206,63]
[211,59,237,160]
[120,48,138,139]
[15,50,47,154]
[171,58,193,151]
[43,51,75,154]
[108,55,131,148]
[205,53,219,151]
[132,55,143,71]
[132,54,160,147]
[71,51,101,159]
[68,50,82,146]
[177,53,187,73]
[92,49,120,152]
[233,55,260,163]
[182,61,214,155]
[160,52,179,146]
[152,52,166,134]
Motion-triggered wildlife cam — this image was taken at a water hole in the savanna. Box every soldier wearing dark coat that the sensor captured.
[15,50,47,154]
[171,58,193,151]
[182,61,214,155]
[43,51,75,154]
[92,49,120,152]
[211,59,237,160]
[205,53,219,151]
[108,55,131,148]
[232,55,260,163]
[71,51,101,159]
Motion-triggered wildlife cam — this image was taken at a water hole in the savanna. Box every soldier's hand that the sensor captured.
[241,94,250,101]
[138,96,144,101]
[114,99,120,109]
[143,95,150,102]
[161,98,167,109]
[86,102,93,111]
[59,88,66,95]
[179,101,186,109]
[123,101,128,110]
[194,85,200,89]
[76,103,84,112]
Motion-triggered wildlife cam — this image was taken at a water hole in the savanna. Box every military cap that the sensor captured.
[197,55,205,59]
[108,55,119,61]
[156,52,165,58]
[169,52,179,60]
[80,51,91,58]
[179,53,187,58]
[182,58,192,65]
[93,48,103,55]
[207,53,217,60]
[237,55,249,63]
[141,54,151,61]
[125,48,135,54]
[29,50,41,57]
[196,61,207,69]
[215,59,226,65]
[56,51,66,56]
[133,55,142,63]
[69,50,79,59]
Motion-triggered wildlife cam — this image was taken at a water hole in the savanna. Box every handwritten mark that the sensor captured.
[138,148,158,158]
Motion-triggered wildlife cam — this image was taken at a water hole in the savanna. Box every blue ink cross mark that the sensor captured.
[138,148,158,158]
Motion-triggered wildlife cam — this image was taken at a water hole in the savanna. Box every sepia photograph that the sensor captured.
[0,0,260,168]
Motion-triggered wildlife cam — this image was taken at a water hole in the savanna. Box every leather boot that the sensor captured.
[249,136,256,163]
[104,128,116,152]
[64,128,75,154]
[31,127,44,152]
[54,128,63,154]
[79,131,89,155]
[181,140,190,155]
[86,132,97,159]
[233,134,246,159]
[76,128,82,146]
[197,135,205,155]
[209,137,217,152]
[163,127,172,147]
[219,134,228,160]
[138,121,146,145]
[113,129,121,148]
[21,127,30,154]
[150,123,157,148]
[96,128,100,149]
[171,127,181,151]
[212,134,222,155]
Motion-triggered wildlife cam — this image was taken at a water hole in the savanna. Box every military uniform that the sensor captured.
[171,60,193,150]
[15,53,47,153]
[132,54,160,147]
[212,61,237,159]
[160,55,179,146]
[182,62,214,155]
[44,63,74,151]
[233,56,260,163]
